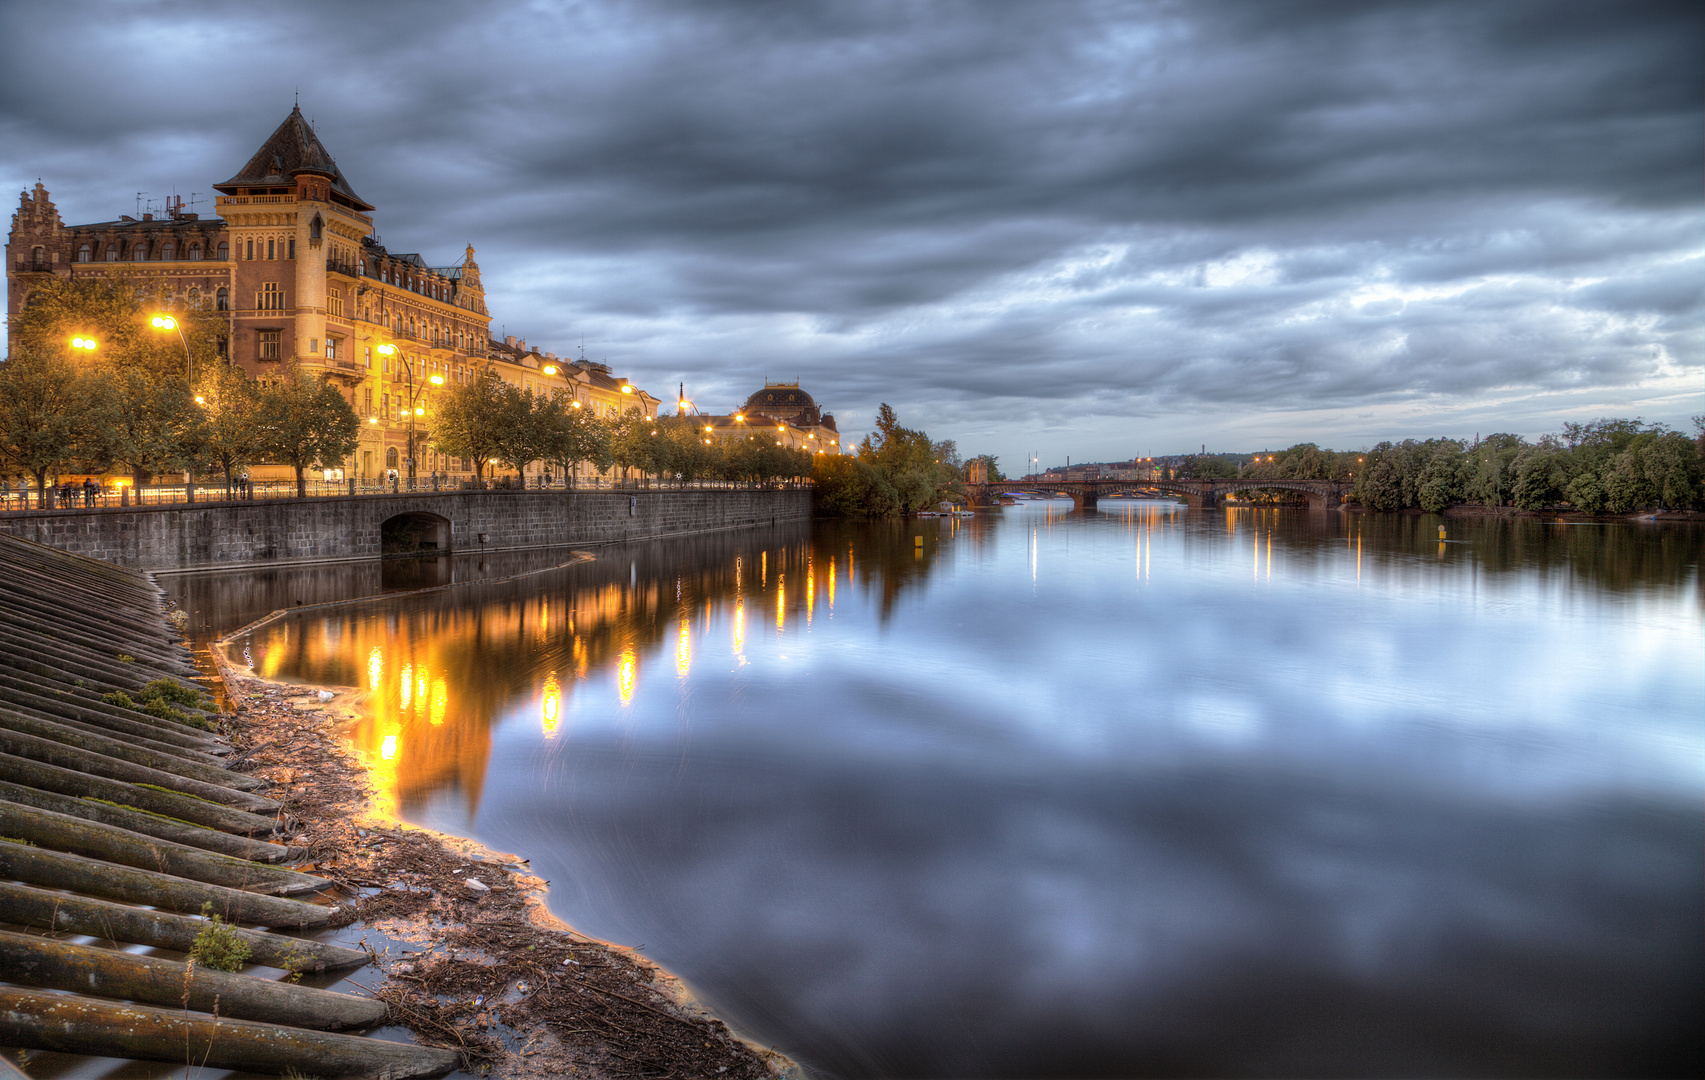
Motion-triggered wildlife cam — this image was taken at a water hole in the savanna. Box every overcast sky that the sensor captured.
[3,0,1699,467]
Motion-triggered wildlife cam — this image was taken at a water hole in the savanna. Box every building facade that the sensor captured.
[694,380,842,455]
[6,107,657,485]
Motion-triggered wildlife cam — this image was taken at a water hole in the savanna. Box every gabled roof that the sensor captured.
[214,106,373,210]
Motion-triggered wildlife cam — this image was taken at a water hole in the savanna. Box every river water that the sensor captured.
[168,503,1703,1077]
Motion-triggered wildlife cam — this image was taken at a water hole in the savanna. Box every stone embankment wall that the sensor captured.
[0,531,457,1077]
[0,488,812,571]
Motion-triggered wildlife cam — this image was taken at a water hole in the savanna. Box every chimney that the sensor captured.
[505,335,516,348]
[517,339,526,353]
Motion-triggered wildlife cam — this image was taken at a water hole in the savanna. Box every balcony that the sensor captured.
[216,194,294,206]
[326,257,363,277]
[13,260,51,273]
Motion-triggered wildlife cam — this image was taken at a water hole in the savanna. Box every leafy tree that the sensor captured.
[102,365,204,485]
[536,394,607,486]
[488,383,546,483]
[0,349,110,506]
[196,362,265,496]
[1415,440,1464,512]
[431,367,510,482]
[255,361,360,497]
[1512,450,1564,510]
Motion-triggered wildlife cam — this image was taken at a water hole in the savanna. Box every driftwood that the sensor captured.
[0,750,281,836]
[0,799,328,896]
[0,778,301,862]
[0,706,263,792]
[0,929,388,1031]
[0,881,367,971]
[0,987,459,1079]
[0,726,278,813]
[0,843,332,928]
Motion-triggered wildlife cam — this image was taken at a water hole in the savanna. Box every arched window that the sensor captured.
[245,239,254,260]
[217,241,229,261]
[160,242,175,261]
[386,448,399,469]
[105,244,119,261]
[310,214,322,240]
[131,242,147,261]
[187,287,201,308]
[266,239,275,260]
[216,287,229,311]
[77,244,91,262]
[188,243,202,261]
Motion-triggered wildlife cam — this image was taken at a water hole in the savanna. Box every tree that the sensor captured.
[255,362,360,497]
[432,367,510,483]
[0,349,110,506]
[102,364,205,486]
[536,394,606,486]
[488,383,545,483]
[1178,454,1237,480]
[196,362,265,496]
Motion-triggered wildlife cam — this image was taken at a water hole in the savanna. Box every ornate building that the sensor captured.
[6,106,657,484]
[691,380,841,454]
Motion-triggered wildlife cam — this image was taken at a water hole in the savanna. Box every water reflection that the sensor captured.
[188,508,1703,1077]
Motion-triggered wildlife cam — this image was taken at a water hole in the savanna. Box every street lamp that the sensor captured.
[150,314,192,388]
[380,341,443,487]
[69,336,98,352]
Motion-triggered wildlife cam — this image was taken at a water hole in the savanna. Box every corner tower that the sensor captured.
[213,106,374,371]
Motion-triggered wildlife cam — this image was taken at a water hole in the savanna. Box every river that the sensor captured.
[167,503,1703,1077]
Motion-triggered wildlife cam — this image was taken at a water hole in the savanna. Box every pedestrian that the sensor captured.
[83,478,97,507]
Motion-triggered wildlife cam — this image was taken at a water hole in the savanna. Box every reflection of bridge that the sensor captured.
[965,478,1352,511]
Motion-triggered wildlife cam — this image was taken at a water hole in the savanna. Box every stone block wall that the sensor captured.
[0,488,813,571]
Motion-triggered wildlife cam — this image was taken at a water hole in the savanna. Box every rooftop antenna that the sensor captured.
[189,192,204,214]
[135,192,148,217]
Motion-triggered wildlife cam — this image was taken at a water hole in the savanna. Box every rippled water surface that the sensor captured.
[175,505,1704,1077]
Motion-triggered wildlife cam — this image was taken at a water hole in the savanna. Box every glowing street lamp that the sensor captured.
[69,335,98,351]
[149,313,193,388]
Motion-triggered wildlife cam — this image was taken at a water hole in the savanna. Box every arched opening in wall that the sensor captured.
[381,511,451,555]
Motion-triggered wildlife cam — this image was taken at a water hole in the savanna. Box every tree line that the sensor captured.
[431,366,815,486]
[1173,419,1705,511]
[0,276,358,500]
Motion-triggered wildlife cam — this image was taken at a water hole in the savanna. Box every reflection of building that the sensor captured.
[6,106,657,484]
[691,380,842,455]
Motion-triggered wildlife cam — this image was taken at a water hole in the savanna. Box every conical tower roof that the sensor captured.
[215,106,373,210]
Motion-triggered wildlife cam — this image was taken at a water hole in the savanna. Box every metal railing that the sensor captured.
[0,476,811,513]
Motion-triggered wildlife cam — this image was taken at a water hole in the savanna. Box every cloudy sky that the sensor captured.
[3,0,1699,468]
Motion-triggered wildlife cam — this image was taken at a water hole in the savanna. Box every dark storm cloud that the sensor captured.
[2,0,1699,459]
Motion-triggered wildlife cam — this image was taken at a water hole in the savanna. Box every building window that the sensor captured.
[382,393,389,417]
[310,214,322,240]
[187,287,201,308]
[77,244,91,262]
[288,238,295,260]
[160,242,175,261]
[267,239,275,260]
[259,283,284,310]
[216,287,229,311]
[364,387,372,414]
[258,330,281,361]
[308,338,318,354]
[245,240,253,260]
[104,244,118,261]
[328,290,343,318]
[132,243,147,261]
[364,346,372,368]
[386,447,399,469]
[188,243,202,261]
[217,335,228,358]
[217,241,229,260]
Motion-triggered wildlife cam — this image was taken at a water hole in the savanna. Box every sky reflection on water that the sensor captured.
[234,506,1703,1077]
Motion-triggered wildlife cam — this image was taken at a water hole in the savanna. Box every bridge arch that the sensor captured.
[381,510,451,554]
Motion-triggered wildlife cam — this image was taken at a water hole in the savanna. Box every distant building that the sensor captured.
[6,106,658,485]
[690,380,842,455]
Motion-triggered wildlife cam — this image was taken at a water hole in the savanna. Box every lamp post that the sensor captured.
[150,315,192,388]
[377,344,443,491]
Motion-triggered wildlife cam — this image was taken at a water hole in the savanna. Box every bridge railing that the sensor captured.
[0,477,812,513]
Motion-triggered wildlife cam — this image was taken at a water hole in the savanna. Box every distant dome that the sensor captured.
[743,384,817,411]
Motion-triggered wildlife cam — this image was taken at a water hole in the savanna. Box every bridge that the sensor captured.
[965,478,1353,511]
